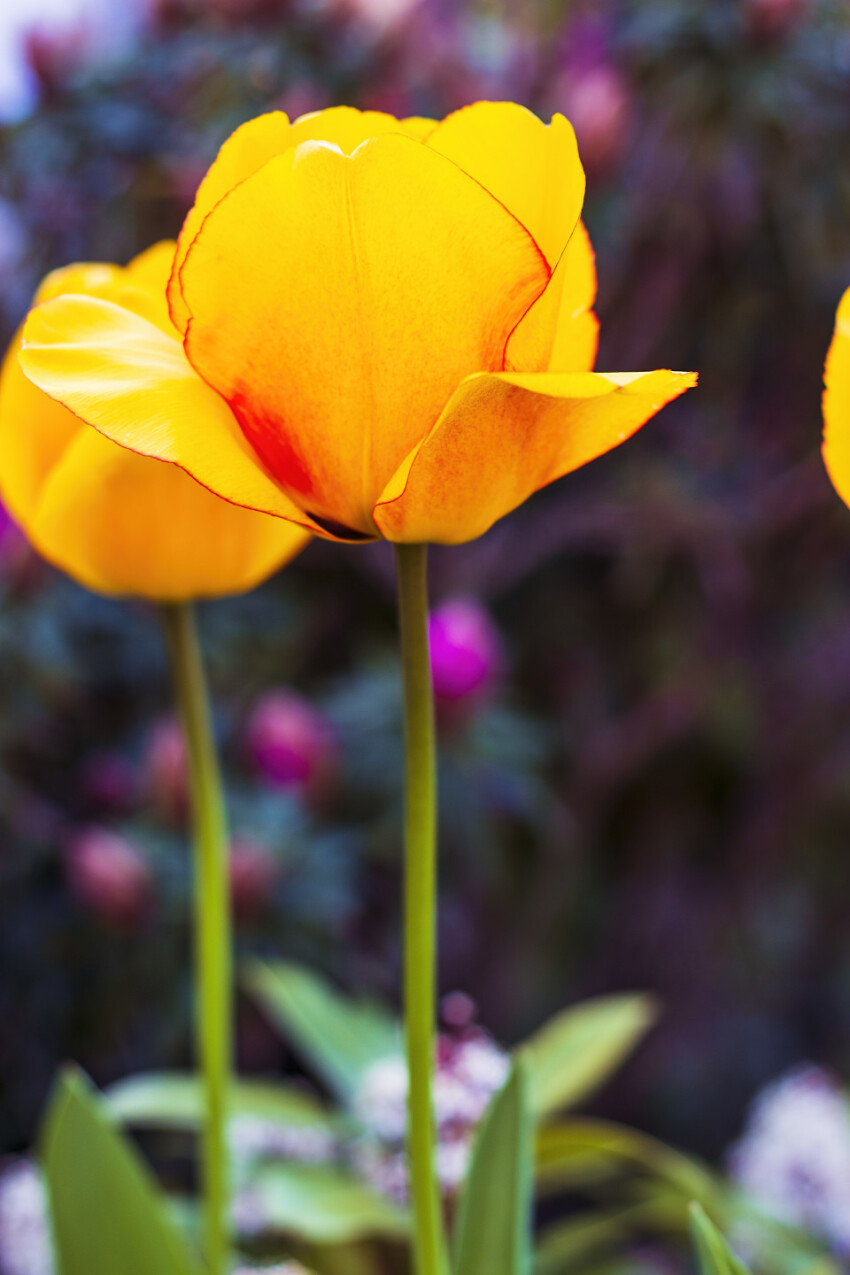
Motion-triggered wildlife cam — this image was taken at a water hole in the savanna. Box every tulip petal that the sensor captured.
[31,424,309,599]
[507,220,599,373]
[401,116,438,140]
[169,107,429,333]
[823,287,850,509]
[180,133,549,535]
[0,327,79,522]
[426,101,585,267]
[374,369,698,544]
[168,111,293,332]
[18,294,318,532]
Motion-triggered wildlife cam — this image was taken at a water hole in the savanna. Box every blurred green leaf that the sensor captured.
[247,1161,408,1243]
[534,1199,689,1275]
[455,1057,534,1275]
[41,1067,201,1275]
[690,1203,751,1275]
[105,1071,333,1131]
[519,994,658,1118]
[245,960,400,1103]
[535,1117,721,1204]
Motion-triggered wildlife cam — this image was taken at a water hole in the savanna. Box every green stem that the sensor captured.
[394,544,447,1275]
[161,603,231,1275]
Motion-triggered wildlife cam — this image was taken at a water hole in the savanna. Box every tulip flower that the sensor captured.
[18,103,695,547]
[2,249,310,1275]
[14,104,697,1275]
[0,244,309,600]
[823,287,850,510]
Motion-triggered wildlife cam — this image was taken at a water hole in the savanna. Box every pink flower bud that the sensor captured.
[142,716,188,820]
[560,63,629,177]
[229,837,278,922]
[428,597,503,706]
[66,827,153,930]
[747,0,806,38]
[245,691,334,794]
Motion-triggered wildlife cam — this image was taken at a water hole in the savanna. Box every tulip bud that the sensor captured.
[142,716,188,820]
[229,837,278,922]
[245,691,335,794]
[428,597,503,709]
[66,827,153,930]
[560,63,629,178]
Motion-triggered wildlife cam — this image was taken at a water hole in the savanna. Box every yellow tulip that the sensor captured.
[824,286,850,509]
[0,243,310,599]
[18,103,697,546]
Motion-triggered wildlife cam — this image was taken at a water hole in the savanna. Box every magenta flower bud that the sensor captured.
[428,597,503,706]
[245,690,334,793]
[559,64,629,177]
[66,827,153,930]
[229,837,278,922]
[142,716,188,820]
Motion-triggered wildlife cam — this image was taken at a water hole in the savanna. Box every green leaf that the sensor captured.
[519,993,658,1118]
[41,1067,201,1275]
[106,1071,333,1131]
[535,1117,721,1205]
[246,1161,408,1243]
[245,960,400,1102]
[689,1203,752,1275]
[535,1199,691,1275]
[455,1057,535,1275]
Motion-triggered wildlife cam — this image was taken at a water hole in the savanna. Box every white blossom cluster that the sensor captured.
[350,1032,509,1202]
[0,1159,54,1275]
[230,1116,338,1170]
[728,1065,850,1256]
[233,1265,310,1275]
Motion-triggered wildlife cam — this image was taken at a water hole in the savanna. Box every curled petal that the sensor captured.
[426,101,585,268]
[823,287,850,511]
[180,133,549,535]
[373,369,698,544]
[507,221,599,373]
[18,294,318,532]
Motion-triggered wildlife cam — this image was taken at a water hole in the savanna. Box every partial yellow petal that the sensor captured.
[286,104,409,151]
[823,287,850,510]
[121,240,177,333]
[426,101,585,267]
[401,115,438,140]
[374,369,697,544]
[181,134,549,536]
[35,262,122,304]
[33,247,177,335]
[507,220,599,373]
[18,294,318,532]
[0,327,79,523]
[168,107,415,333]
[30,425,309,599]
[168,111,293,332]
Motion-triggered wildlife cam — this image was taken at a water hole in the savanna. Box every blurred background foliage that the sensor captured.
[1,0,850,1206]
